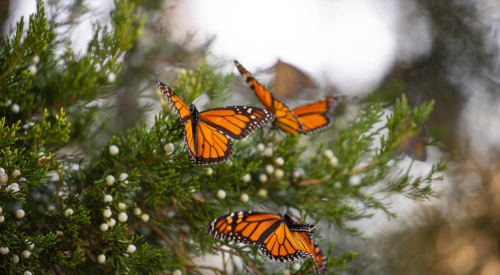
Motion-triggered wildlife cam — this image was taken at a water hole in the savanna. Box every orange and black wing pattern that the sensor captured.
[295,232,327,275]
[234,60,303,135]
[157,81,191,124]
[207,212,317,262]
[309,237,327,275]
[200,106,274,140]
[189,121,234,165]
[207,211,283,245]
[190,106,274,165]
[259,220,314,262]
[292,95,344,135]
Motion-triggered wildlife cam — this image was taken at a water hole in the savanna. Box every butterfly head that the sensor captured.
[283,214,293,223]
[189,104,199,117]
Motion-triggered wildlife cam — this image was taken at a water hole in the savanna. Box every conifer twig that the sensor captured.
[149,224,181,257]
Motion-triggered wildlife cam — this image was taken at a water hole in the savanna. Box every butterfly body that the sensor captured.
[235,60,344,136]
[157,81,274,165]
[207,211,326,274]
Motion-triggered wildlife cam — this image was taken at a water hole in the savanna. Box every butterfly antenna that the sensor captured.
[277,205,287,215]
[193,96,201,106]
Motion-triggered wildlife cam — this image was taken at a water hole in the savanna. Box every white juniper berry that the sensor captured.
[127,244,136,253]
[64,208,73,217]
[11,103,20,113]
[0,247,9,255]
[275,157,284,166]
[28,65,37,76]
[106,218,116,227]
[21,250,30,258]
[164,143,174,153]
[265,164,274,174]
[97,254,106,263]
[104,195,113,202]
[16,209,25,218]
[274,169,284,179]
[256,143,265,152]
[106,175,115,186]
[205,167,213,176]
[263,147,273,157]
[103,209,112,218]
[109,145,119,155]
[134,208,142,216]
[100,223,109,232]
[118,212,128,222]
[330,156,339,166]
[107,72,116,83]
[240,193,249,203]
[217,189,226,199]
[241,173,251,183]
[323,149,334,159]
[12,169,21,177]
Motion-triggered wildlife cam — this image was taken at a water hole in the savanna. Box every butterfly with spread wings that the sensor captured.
[235,60,344,135]
[157,81,274,165]
[207,211,327,274]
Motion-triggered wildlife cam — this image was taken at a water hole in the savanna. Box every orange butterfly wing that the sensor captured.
[190,106,274,165]
[310,237,327,275]
[157,81,191,123]
[200,106,274,140]
[207,211,283,244]
[292,96,344,135]
[189,121,234,165]
[296,232,327,275]
[260,222,313,262]
[235,60,303,135]
[184,119,196,157]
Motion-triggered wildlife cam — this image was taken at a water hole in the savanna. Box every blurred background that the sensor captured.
[4,0,500,274]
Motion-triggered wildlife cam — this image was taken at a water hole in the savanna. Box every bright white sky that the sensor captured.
[8,0,400,95]
[169,0,399,95]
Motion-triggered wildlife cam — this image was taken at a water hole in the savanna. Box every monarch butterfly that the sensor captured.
[157,81,275,165]
[235,60,344,135]
[393,123,427,161]
[273,59,317,99]
[207,211,326,274]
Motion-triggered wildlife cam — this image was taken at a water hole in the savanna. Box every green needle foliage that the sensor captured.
[0,1,449,274]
